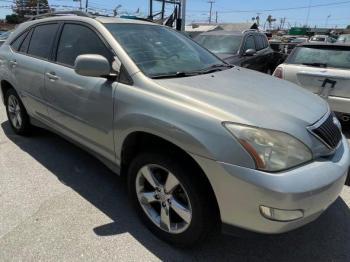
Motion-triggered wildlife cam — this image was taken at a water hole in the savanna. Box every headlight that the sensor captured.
[223,123,313,172]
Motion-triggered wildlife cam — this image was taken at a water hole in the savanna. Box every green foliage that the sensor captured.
[5,14,21,24]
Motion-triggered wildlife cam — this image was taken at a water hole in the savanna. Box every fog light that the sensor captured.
[260,206,304,222]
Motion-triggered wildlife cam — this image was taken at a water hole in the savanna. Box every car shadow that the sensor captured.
[2,120,350,261]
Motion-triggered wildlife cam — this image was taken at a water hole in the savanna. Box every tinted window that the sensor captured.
[11,31,28,51]
[244,36,255,51]
[28,24,58,59]
[255,35,264,50]
[105,24,224,78]
[195,34,242,54]
[19,29,32,53]
[56,24,112,67]
[261,35,268,48]
[288,47,350,69]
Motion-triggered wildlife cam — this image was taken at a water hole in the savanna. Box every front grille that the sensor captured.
[309,113,342,150]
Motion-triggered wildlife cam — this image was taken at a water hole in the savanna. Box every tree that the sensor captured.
[5,14,21,24]
[347,25,350,29]
[13,0,50,17]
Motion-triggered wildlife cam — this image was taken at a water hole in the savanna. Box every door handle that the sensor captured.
[46,72,59,81]
[9,60,17,68]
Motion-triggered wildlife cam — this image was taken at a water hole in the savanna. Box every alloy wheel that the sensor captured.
[135,164,192,234]
[7,95,22,130]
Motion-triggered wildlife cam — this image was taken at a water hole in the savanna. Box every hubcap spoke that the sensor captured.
[140,166,160,189]
[160,205,171,231]
[139,192,157,204]
[164,172,180,194]
[16,113,22,126]
[136,164,192,234]
[170,198,192,224]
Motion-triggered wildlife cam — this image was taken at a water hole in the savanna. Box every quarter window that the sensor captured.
[19,29,33,53]
[27,24,59,59]
[11,31,28,51]
[56,24,112,67]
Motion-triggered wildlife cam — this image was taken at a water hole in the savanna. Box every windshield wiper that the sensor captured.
[151,71,198,79]
[302,62,328,68]
[151,64,233,79]
[198,63,233,73]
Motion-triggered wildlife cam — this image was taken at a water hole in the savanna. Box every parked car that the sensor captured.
[273,43,350,122]
[0,30,13,46]
[194,30,275,73]
[309,35,336,43]
[1,13,349,247]
[337,34,350,43]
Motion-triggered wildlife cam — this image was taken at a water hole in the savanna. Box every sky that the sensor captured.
[0,0,349,28]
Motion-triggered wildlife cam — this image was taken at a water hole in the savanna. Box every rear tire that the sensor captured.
[5,88,31,135]
[128,152,217,247]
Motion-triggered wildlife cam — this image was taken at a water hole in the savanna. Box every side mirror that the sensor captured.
[74,54,111,78]
[244,49,257,56]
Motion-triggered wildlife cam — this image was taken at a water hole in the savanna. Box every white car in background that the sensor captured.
[337,34,350,44]
[273,43,350,122]
[309,35,336,43]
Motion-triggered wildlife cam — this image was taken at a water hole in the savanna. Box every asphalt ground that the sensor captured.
[0,103,349,262]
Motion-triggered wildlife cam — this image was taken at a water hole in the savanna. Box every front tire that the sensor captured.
[128,152,216,247]
[5,88,31,135]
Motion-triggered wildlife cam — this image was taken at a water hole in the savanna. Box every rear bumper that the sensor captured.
[328,96,350,115]
[192,135,350,234]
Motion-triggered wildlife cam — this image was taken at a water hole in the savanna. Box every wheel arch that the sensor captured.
[0,80,15,105]
[120,131,221,223]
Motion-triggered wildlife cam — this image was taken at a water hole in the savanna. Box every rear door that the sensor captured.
[10,23,59,120]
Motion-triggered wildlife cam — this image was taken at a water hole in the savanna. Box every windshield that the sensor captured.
[105,24,225,78]
[310,36,326,42]
[195,34,242,54]
[288,46,350,69]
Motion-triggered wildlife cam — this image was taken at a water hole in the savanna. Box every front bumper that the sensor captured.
[192,135,350,234]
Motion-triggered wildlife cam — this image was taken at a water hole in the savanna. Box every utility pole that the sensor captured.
[215,11,218,23]
[305,0,312,27]
[36,1,40,15]
[325,14,331,28]
[208,0,214,24]
[85,0,89,13]
[181,0,186,31]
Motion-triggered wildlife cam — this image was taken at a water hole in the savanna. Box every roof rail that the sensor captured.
[242,29,258,33]
[29,11,94,21]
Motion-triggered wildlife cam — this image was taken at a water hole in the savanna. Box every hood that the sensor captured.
[155,67,328,131]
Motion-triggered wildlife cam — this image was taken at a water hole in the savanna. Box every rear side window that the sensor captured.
[56,24,113,67]
[11,31,28,51]
[254,35,264,50]
[28,24,59,59]
[244,36,256,51]
[288,47,350,69]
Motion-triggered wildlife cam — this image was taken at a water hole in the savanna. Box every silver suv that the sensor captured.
[0,13,349,247]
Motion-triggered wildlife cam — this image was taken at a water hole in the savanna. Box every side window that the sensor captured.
[254,35,264,50]
[19,29,33,53]
[56,24,113,67]
[10,31,28,51]
[28,24,59,59]
[244,36,256,51]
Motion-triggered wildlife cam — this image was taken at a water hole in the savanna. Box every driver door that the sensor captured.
[44,23,117,161]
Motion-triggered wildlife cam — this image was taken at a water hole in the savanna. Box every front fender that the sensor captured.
[113,83,255,169]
